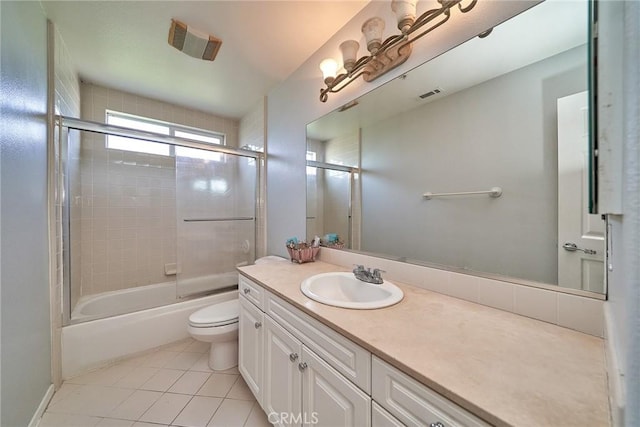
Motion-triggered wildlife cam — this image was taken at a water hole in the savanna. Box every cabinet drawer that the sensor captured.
[266,292,371,394]
[372,402,404,427]
[372,356,489,427]
[239,274,264,310]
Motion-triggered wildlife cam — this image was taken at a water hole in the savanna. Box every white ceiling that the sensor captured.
[41,1,369,119]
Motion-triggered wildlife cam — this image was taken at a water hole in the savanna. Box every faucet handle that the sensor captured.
[372,268,385,280]
[353,264,365,272]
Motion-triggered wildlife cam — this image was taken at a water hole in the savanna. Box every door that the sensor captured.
[557,92,605,292]
[238,296,264,403]
[264,316,303,427]
[176,149,257,298]
[301,346,371,427]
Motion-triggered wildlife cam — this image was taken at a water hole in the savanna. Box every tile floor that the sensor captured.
[40,339,271,427]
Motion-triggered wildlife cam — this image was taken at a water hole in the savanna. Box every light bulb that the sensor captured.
[319,58,339,84]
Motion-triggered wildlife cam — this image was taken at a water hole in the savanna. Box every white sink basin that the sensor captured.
[300,272,403,309]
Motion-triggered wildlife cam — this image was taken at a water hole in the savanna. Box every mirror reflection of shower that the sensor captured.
[306,132,361,250]
[61,113,262,324]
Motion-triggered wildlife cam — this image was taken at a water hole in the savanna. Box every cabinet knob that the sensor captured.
[243,288,250,294]
[430,423,445,427]
[254,321,262,329]
[289,353,299,362]
[298,362,308,371]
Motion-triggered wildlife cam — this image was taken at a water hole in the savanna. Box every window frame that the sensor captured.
[105,110,226,156]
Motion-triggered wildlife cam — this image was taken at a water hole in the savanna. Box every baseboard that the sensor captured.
[28,384,54,427]
[604,303,625,426]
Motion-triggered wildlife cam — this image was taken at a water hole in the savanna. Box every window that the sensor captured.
[106,111,225,158]
[106,113,170,156]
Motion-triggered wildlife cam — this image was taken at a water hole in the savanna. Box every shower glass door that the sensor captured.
[176,147,257,298]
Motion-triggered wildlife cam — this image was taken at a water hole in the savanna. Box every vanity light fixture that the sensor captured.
[319,0,480,102]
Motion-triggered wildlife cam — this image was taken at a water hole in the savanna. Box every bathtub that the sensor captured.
[62,273,238,379]
[71,272,238,322]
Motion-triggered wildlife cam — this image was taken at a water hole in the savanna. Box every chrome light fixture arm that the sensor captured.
[320,68,370,103]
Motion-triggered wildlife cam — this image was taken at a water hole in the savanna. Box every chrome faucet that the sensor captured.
[352,265,385,284]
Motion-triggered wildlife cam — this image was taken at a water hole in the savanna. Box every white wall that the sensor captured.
[596,2,640,426]
[267,0,538,257]
[0,2,52,425]
[361,45,586,285]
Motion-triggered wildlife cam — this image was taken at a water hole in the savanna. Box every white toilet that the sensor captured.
[187,299,239,371]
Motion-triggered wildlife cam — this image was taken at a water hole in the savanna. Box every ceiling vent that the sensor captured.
[419,88,443,99]
[338,100,359,112]
[168,19,222,61]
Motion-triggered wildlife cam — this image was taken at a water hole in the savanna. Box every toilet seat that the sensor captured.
[189,299,239,328]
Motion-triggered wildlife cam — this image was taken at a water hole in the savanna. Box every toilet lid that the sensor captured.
[189,299,239,327]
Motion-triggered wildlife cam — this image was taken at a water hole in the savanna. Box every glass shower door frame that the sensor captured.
[57,115,264,325]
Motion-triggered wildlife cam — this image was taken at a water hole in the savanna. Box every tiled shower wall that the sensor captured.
[75,82,241,298]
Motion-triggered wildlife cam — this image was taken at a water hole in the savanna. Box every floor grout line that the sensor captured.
[42,338,267,427]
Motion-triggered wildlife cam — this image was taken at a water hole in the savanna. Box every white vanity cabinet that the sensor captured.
[238,274,489,427]
[372,402,404,427]
[372,356,489,427]
[301,345,371,427]
[263,316,370,427]
[263,315,302,424]
[238,295,264,404]
[240,275,371,427]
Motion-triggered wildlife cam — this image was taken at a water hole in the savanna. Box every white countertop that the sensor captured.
[238,261,610,427]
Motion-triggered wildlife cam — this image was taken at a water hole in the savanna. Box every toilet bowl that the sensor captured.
[187,298,239,371]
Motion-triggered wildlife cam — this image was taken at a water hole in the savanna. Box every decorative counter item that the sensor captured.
[286,237,320,264]
[321,233,345,249]
[323,242,345,249]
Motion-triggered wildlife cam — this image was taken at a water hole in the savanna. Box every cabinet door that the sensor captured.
[301,347,371,427]
[264,316,303,427]
[239,295,264,404]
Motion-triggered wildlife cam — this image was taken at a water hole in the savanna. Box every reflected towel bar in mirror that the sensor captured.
[183,217,255,222]
[422,187,502,199]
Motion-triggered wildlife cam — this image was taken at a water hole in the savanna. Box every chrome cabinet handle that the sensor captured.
[563,242,597,255]
[254,321,262,329]
[298,362,308,371]
[289,353,299,362]
[243,288,250,294]
[430,423,445,427]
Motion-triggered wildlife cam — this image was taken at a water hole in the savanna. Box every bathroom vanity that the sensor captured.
[237,261,610,426]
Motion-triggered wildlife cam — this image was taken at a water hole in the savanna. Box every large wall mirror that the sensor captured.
[306,0,605,296]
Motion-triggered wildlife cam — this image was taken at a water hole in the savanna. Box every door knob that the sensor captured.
[254,321,262,329]
[243,288,250,294]
[562,242,596,255]
[289,352,299,362]
[429,423,445,427]
[298,362,308,371]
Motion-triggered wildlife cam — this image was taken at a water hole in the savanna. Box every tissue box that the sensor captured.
[287,246,320,264]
